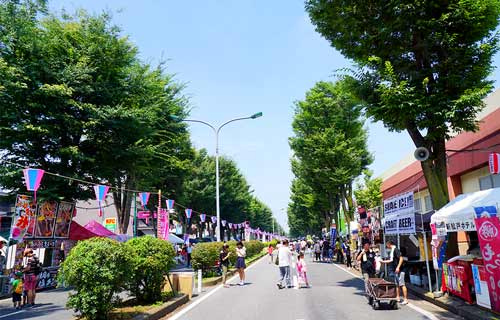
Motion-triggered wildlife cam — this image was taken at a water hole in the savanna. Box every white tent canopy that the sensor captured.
[431,187,500,232]
[168,233,184,244]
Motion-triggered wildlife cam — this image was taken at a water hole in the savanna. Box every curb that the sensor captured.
[406,284,499,320]
[331,262,499,320]
[131,294,189,320]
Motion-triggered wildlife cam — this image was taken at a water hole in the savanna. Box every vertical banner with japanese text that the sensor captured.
[475,216,500,312]
[157,209,169,240]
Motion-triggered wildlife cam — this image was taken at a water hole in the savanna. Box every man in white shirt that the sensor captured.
[277,239,292,289]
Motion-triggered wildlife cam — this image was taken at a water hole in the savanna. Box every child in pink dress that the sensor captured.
[297,252,310,288]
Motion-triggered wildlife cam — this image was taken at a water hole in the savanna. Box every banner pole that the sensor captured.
[133,192,137,238]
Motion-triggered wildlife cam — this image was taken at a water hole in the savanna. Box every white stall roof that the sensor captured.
[431,187,500,231]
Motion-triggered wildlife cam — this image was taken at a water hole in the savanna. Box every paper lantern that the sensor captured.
[23,168,45,202]
[139,192,150,207]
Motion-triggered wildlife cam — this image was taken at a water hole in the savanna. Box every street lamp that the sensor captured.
[171,112,263,242]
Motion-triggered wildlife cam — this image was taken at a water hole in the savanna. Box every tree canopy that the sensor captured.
[289,79,372,231]
[179,149,279,233]
[0,1,192,233]
[306,0,500,209]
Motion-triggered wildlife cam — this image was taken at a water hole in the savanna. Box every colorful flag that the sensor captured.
[166,199,175,210]
[23,168,45,202]
[228,222,233,229]
[200,214,206,223]
[139,192,150,207]
[94,185,110,217]
[222,220,227,227]
[185,208,193,219]
[211,216,217,224]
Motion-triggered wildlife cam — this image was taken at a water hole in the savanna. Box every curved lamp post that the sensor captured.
[172,112,263,241]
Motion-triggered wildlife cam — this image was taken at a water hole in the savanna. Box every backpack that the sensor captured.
[14,281,23,294]
[30,257,42,275]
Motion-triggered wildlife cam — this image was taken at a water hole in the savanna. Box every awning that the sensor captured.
[431,187,500,232]
[84,220,117,237]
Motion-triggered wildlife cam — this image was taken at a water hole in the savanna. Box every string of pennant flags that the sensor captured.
[3,160,281,238]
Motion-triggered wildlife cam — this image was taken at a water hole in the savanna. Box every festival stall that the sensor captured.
[430,187,500,312]
[383,191,434,291]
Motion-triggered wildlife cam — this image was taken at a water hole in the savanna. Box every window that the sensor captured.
[424,195,433,212]
[414,198,422,213]
[479,175,500,191]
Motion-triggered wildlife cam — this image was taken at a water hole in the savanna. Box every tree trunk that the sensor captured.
[421,139,449,210]
[113,178,133,234]
[407,125,450,210]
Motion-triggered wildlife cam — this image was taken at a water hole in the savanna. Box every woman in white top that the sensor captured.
[235,241,247,286]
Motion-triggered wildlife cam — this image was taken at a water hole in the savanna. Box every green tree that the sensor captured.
[287,178,325,237]
[354,170,382,209]
[0,2,192,233]
[179,149,274,234]
[306,0,500,209]
[289,79,372,225]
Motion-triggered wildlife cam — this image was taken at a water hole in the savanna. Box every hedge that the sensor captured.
[191,240,265,276]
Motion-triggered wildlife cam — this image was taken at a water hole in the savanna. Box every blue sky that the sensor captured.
[50,1,500,231]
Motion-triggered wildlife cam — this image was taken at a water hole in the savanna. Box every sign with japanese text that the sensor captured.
[11,195,37,241]
[54,202,74,238]
[475,216,500,312]
[157,209,169,240]
[444,220,476,232]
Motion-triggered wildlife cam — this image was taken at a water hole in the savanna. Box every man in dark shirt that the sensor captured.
[357,242,376,294]
[381,240,408,305]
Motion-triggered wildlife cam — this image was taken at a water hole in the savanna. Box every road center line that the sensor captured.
[168,255,265,320]
[331,263,440,320]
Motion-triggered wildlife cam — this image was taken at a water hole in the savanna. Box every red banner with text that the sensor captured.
[475,216,500,312]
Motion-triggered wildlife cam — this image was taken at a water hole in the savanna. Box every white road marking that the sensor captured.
[0,310,24,319]
[168,256,265,320]
[332,263,440,320]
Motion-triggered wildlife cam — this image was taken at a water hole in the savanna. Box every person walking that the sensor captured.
[277,239,292,289]
[11,272,23,309]
[22,248,40,307]
[296,252,310,288]
[357,242,376,294]
[313,241,321,262]
[344,240,352,269]
[335,238,343,263]
[267,244,274,263]
[381,240,409,305]
[235,241,246,286]
[186,243,193,267]
[219,244,231,288]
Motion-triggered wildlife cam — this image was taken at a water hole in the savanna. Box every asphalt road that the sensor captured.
[0,288,74,320]
[167,255,463,320]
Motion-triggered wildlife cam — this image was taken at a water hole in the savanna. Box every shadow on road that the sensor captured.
[334,278,366,297]
[0,303,68,320]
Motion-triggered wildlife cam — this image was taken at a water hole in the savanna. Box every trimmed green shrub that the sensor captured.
[125,236,175,304]
[191,242,222,274]
[192,240,265,275]
[58,237,132,320]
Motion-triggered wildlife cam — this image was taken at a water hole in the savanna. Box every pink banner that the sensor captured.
[475,216,500,312]
[157,209,169,240]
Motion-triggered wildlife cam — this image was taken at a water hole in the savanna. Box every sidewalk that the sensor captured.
[332,261,499,320]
